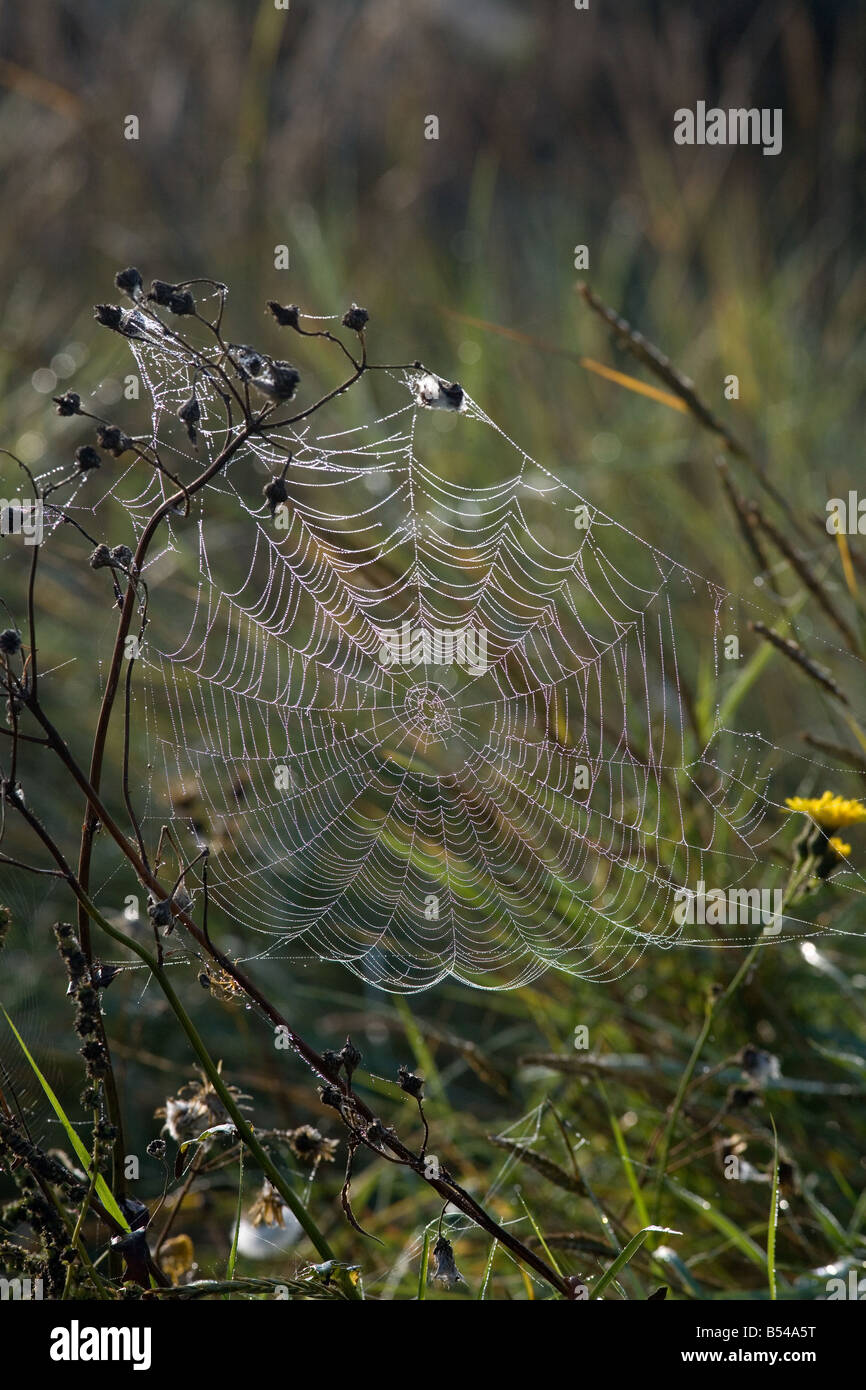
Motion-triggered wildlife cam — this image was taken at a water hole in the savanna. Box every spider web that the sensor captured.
[22,306,866,991]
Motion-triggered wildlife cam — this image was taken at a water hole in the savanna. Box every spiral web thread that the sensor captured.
[25,307,866,991]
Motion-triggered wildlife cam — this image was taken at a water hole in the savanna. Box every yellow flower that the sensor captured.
[829,837,852,858]
[785,791,866,830]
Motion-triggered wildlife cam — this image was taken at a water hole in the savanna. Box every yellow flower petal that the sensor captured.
[785,791,866,830]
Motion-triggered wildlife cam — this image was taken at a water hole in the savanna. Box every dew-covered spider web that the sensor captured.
[23,304,866,991]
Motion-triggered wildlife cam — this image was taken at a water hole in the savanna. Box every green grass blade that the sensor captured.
[768,1117,779,1301]
[477,1238,497,1300]
[590,1226,679,1300]
[418,1228,432,1300]
[226,1146,244,1284]
[1,1006,129,1232]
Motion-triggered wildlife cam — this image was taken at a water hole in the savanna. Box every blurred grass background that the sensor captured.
[1,0,866,1299]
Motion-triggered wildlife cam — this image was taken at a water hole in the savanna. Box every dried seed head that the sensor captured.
[430,1235,464,1290]
[342,304,369,333]
[110,544,134,570]
[115,266,144,300]
[287,1124,338,1165]
[230,346,264,380]
[0,629,22,656]
[148,280,175,307]
[53,391,81,416]
[397,1064,424,1100]
[147,896,175,930]
[339,1036,362,1078]
[251,360,300,402]
[75,445,102,472]
[161,1096,204,1144]
[94,303,124,330]
[146,1138,166,1159]
[89,544,112,569]
[318,1084,344,1111]
[249,1180,288,1228]
[96,425,133,457]
[178,395,201,444]
[321,1048,343,1079]
[168,290,196,316]
[267,300,300,330]
[263,476,289,515]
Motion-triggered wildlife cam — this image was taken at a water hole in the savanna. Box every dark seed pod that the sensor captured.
[110,545,134,570]
[0,629,22,656]
[263,476,289,515]
[148,280,175,307]
[115,267,144,299]
[96,425,133,456]
[168,290,196,316]
[342,304,369,332]
[267,300,300,330]
[321,1048,343,1078]
[397,1064,424,1099]
[318,1084,344,1111]
[94,304,123,330]
[53,391,81,416]
[178,394,201,443]
[75,445,102,471]
[89,544,112,569]
[147,897,175,930]
[339,1036,362,1079]
[251,361,300,402]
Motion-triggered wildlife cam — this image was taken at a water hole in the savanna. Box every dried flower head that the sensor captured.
[94,303,124,330]
[89,544,112,569]
[168,290,196,316]
[397,1065,424,1099]
[147,280,195,315]
[250,360,300,403]
[0,629,22,656]
[249,1180,288,1228]
[321,1049,343,1079]
[157,1072,239,1145]
[341,304,369,332]
[263,475,289,515]
[339,1036,362,1079]
[75,445,102,472]
[267,300,300,330]
[115,266,144,300]
[178,394,201,444]
[96,425,133,457]
[430,1234,464,1290]
[287,1124,338,1166]
[147,895,175,931]
[110,544,134,570]
[53,391,81,416]
[318,1084,344,1112]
